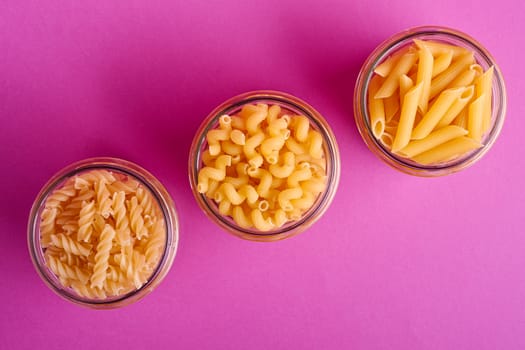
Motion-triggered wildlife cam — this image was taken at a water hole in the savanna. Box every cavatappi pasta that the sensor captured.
[197,104,327,231]
[369,39,493,165]
[39,170,166,299]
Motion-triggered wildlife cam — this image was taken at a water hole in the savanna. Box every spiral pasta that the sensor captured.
[196,103,328,231]
[39,169,167,299]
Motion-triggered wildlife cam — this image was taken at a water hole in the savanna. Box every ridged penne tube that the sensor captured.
[375,52,417,98]
[436,86,474,128]
[392,82,423,152]
[398,125,468,158]
[452,108,468,129]
[431,50,454,77]
[384,91,400,123]
[416,43,434,113]
[368,75,386,138]
[380,133,394,149]
[476,66,494,133]
[468,94,486,142]
[374,47,409,77]
[251,209,274,231]
[412,136,482,165]
[414,39,470,59]
[411,87,465,140]
[429,53,474,99]
[278,188,303,212]
[399,74,414,106]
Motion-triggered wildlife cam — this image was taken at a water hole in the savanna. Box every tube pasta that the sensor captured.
[476,66,494,132]
[398,125,468,157]
[429,52,475,99]
[375,52,417,98]
[412,87,465,140]
[392,82,423,152]
[412,136,482,165]
[431,51,454,77]
[468,94,485,142]
[436,86,474,128]
[416,43,434,113]
[368,75,386,138]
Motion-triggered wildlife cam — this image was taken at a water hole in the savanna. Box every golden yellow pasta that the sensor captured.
[367,39,494,165]
[197,103,327,231]
[39,170,166,299]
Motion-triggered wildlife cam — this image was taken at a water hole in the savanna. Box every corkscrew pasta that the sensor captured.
[39,169,166,299]
[369,39,494,165]
[196,103,327,231]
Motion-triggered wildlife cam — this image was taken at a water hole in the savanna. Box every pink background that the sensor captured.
[1,1,524,349]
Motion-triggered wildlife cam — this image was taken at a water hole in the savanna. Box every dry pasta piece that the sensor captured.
[196,104,328,231]
[412,136,482,165]
[392,82,423,153]
[416,43,434,113]
[436,86,474,128]
[368,75,386,138]
[398,125,468,158]
[412,87,466,140]
[375,52,417,99]
[39,169,167,299]
[476,66,494,132]
[468,94,486,142]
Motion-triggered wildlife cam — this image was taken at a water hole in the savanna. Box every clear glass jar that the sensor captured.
[27,157,179,309]
[189,90,341,242]
[354,26,507,176]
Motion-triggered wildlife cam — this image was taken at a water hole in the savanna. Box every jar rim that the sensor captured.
[353,26,507,176]
[27,157,179,308]
[189,90,341,241]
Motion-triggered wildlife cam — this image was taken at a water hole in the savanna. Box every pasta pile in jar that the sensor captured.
[197,103,327,231]
[39,170,166,299]
[368,39,494,165]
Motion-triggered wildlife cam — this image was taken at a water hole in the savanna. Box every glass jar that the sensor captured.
[27,157,179,309]
[354,26,507,176]
[189,90,341,242]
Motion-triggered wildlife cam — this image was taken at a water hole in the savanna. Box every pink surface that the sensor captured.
[1,1,524,349]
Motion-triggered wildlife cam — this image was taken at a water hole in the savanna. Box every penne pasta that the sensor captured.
[375,52,418,99]
[436,86,474,128]
[392,82,423,152]
[429,52,475,99]
[416,43,434,113]
[476,66,494,133]
[431,50,454,77]
[384,91,400,122]
[374,47,410,77]
[412,136,482,165]
[414,39,470,59]
[452,108,468,129]
[411,87,465,140]
[368,75,386,138]
[468,94,485,142]
[398,125,468,157]
[399,74,414,106]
